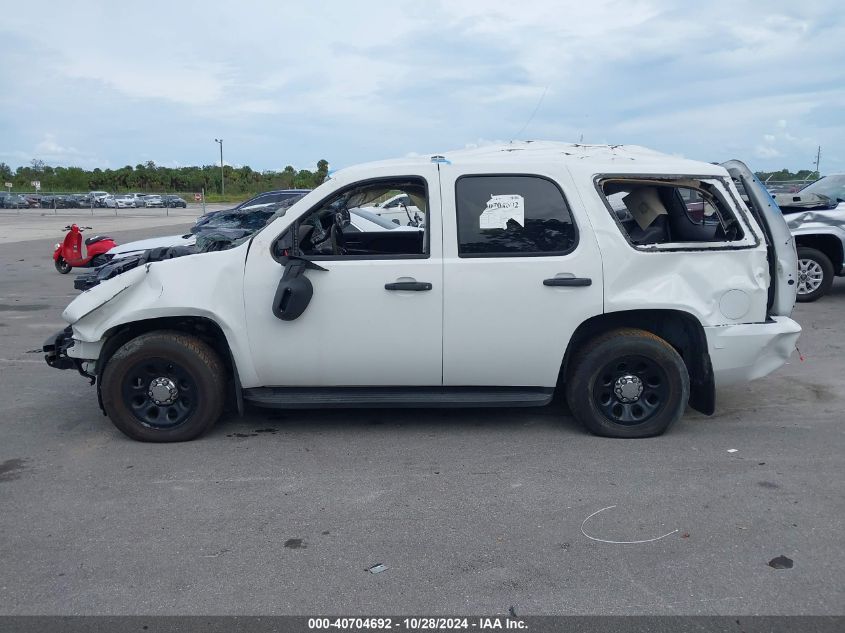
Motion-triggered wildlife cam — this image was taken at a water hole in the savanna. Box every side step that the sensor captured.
[242,386,554,409]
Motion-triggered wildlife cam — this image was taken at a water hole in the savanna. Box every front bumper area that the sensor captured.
[705,316,802,387]
[43,327,96,383]
[43,326,76,370]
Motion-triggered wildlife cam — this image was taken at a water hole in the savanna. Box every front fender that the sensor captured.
[65,245,259,386]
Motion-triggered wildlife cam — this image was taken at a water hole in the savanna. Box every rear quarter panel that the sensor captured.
[568,166,770,326]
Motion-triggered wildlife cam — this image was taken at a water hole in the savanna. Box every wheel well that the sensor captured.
[795,234,844,274]
[96,317,240,414]
[559,309,714,415]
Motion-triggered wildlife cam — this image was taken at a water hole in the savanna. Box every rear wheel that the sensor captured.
[54,257,71,274]
[566,328,689,438]
[101,331,225,442]
[796,247,834,302]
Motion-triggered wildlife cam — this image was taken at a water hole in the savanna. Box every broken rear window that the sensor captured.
[599,179,744,247]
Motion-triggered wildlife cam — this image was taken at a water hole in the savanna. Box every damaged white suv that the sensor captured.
[44,143,801,442]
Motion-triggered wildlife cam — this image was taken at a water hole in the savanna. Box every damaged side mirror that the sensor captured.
[272,257,327,321]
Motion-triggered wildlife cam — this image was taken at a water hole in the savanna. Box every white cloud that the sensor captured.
[0,0,843,171]
[35,134,78,157]
[755,144,782,159]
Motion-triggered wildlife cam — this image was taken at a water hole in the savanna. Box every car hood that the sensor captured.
[108,234,196,259]
[784,201,845,231]
[774,191,837,211]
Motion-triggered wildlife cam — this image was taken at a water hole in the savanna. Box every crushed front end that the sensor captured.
[42,326,95,383]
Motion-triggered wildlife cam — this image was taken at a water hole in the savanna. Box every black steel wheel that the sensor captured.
[101,331,225,442]
[592,354,669,425]
[55,257,71,274]
[120,357,198,429]
[566,328,689,438]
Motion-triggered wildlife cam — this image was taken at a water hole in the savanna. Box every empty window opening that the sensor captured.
[600,179,744,246]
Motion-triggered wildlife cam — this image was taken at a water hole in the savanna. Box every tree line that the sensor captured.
[0,159,330,195]
[755,168,819,182]
[0,160,820,196]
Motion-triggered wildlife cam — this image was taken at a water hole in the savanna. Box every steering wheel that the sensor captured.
[335,207,350,228]
[330,223,347,255]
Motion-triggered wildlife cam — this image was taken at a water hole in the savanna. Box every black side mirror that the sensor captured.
[273,270,313,321]
[272,257,327,321]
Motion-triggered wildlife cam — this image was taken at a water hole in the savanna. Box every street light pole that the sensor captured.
[214,138,224,196]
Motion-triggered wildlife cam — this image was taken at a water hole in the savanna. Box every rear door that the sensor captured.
[439,166,604,387]
[721,160,798,316]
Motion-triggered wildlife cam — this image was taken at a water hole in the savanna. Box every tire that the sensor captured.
[565,328,689,438]
[796,247,834,302]
[55,257,71,274]
[101,331,225,442]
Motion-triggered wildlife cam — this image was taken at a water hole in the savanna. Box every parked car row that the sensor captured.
[101,193,188,208]
[0,191,189,209]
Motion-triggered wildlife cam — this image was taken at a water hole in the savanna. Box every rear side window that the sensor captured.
[456,175,577,257]
[600,179,745,246]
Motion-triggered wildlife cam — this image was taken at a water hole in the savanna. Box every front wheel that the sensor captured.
[566,328,689,438]
[54,257,71,274]
[101,332,225,442]
[796,247,834,302]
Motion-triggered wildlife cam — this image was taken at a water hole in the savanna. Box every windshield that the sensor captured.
[801,175,845,202]
[193,194,306,235]
[236,190,308,210]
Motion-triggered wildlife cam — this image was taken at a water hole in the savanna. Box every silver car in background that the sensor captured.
[774,174,845,301]
[144,195,164,208]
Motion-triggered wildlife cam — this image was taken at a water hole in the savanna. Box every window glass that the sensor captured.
[600,180,743,245]
[456,175,576,256]
[296,178,427,258]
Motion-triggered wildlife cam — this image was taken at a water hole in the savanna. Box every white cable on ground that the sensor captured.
[580,505,679,544]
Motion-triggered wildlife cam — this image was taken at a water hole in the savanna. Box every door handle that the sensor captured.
[385,281,432,291]
[543,277,592,287]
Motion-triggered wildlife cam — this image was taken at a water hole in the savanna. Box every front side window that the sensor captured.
[295,178,427,258]
[600,179,744,246]
[456,175,577,257]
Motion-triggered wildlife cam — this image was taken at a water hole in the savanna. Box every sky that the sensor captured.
[1,0,843,174]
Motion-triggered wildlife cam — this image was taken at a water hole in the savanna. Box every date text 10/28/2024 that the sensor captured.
[308,617,527,630]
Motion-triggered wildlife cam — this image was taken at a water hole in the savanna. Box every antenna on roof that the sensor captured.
[514,85,548,139]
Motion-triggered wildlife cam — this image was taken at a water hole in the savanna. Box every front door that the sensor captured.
[242,168,443,387]
[439,167,605,387]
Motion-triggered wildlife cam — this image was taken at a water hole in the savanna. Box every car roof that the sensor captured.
[334,141,728,179]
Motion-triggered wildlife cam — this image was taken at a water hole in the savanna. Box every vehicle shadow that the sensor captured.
[211,400,582,438]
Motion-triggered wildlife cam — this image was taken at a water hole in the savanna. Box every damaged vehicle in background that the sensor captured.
[773,174,845,301]
[78,196,422,289]
[194,188,312,229]
[44,143,799,443]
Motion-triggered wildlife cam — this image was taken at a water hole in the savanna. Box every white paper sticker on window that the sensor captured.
[479,194,525,229]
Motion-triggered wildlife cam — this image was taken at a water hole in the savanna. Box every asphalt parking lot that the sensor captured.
[0,215,843,616]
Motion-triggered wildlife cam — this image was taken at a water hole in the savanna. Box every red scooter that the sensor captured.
[53,224,117,274]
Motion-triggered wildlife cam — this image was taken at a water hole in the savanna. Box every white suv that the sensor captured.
[44,143,800,442]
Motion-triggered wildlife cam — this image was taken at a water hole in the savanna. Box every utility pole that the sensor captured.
[813,145,821,177]
[214,138,224,195]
